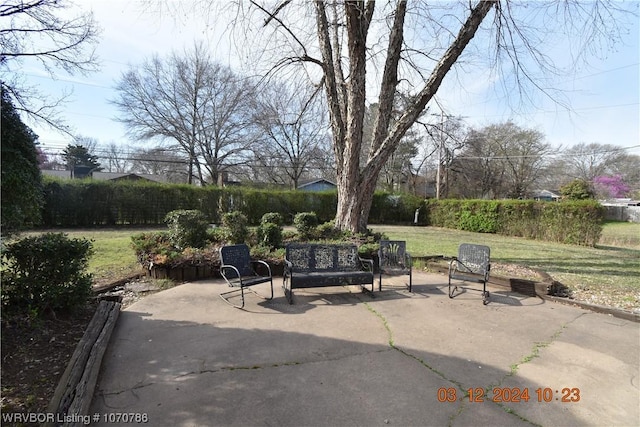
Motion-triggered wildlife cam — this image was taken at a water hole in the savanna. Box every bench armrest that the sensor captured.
[359,257,374,272]
[283,258,293,276]
[405,251,412,267]
[448,257,458,276]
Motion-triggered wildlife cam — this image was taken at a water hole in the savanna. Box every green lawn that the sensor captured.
[24,228,157,285]
[371,223,640,309]
[21,222,639,309]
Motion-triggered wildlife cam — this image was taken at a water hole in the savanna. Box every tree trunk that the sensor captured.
[329,0,495,233]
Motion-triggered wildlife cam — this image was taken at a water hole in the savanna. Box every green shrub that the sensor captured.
[423,199,603,246]
[456,201,499,233]
[370,192,425,224]
[164,209,209,249]
[261,212,284,226]
[222,211,249,244]
[560,179,595,200]
[316,220,343,240]
[294,212,318,240]
[258,212,284,248]
[1,233,94,317]
[130,231,178,266]
[257,222,283,249]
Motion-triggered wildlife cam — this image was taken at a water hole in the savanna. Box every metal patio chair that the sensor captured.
[219,244,273,308]
[378,240,412,292]
[448,243,491,305]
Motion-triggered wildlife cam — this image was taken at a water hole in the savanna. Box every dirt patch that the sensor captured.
[1,306,96,418]
[0,276,174,423]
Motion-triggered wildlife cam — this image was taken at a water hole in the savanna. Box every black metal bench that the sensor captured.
[448,243,491,305]
[283,243,374,304]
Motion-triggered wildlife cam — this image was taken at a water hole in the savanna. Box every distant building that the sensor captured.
[297,179,337,192]
[530,189,561,202]
[41,168,166,183]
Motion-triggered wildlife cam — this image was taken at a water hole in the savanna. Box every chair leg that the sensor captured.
[482,281,490,305]
[219,286,246,309]
[283,276,293,304]
[221,280,274,309]
[408,271,412,293]
[448,277,457,299]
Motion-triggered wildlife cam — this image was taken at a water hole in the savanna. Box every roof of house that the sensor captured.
[296,178,337,190]
[41,169,166,183]
[531,189,561,198]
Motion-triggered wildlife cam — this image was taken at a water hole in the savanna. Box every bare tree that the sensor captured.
[544,142,640,194]
[449,122,551,199]
[112,43,258,185]
[251,80,331,189]
[557,143,630,182]
[417,114,469,198]
[102,142,132,173]
[0,0,100,131]
[162,0,634,232]
[129,147,188,183]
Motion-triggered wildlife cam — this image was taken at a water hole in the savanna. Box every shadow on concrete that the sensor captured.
[90,277,639,427]
[92,312,577,427]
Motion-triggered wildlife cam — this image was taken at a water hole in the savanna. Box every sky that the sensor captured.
[17,1,640,161]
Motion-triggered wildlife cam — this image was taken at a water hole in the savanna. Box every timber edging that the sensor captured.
[420,257,639,323]
[45,300,121,426]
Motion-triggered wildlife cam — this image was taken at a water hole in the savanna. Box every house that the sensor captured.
[92,172,166,183]
[41,169,166,183]
[530,189,561,202]
[297,179,337,192]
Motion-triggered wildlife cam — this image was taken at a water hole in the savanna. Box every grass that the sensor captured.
[23,228,158,285]
[18,222,639,309]
[371,222,640,309]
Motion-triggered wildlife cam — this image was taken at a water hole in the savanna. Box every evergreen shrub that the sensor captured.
[222,211,249,244]
[258,212,284,248]
[424,199,603,246]
[164,209,209,249]
[294,212,318,240]
[1,233,94,317]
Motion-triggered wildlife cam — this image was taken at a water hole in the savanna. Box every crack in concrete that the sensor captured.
[505,311,586,380]
[475,312,587,425]
[170,348,393,381]
[362,301,559,426]
[100,381,155,397]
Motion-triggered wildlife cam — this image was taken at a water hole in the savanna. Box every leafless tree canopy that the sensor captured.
[0,0,100,131]
[250,80,331,189]
[448,121,552,199]
[154,1,635,231]
[112,43,259,185]
[543,143,640,191]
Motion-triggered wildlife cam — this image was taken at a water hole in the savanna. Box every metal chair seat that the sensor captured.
[219,244,274,309]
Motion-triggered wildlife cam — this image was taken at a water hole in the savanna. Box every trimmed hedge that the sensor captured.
[42,178,221,226]
[40,178,421,227]
[424,199,604,246]
[39,178,603,246]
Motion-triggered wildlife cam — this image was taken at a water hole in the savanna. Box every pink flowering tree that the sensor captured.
[592,175,631,199]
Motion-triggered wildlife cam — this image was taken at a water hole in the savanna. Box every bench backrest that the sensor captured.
[456,243,490,275]
[285,243,361,272]
[220,244,254,277]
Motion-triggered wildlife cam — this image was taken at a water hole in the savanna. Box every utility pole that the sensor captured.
[435,111,443,199]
